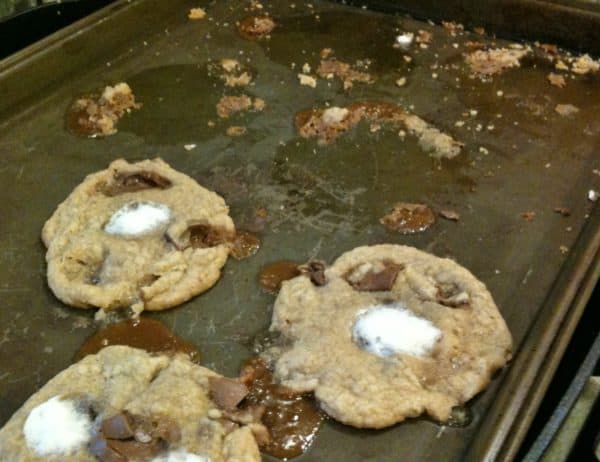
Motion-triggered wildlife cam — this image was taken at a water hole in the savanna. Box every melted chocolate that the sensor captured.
[240,358,323,460]
[75,318,200,364]
[298,260,328,286]
[380,202,435,234]
[188,224,233,248]
[259,261,301,295]
[231,230,261,260]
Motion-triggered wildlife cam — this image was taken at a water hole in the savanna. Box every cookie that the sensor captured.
[42,158,234,313]
[0,346,263,462]
[265,244,512,428]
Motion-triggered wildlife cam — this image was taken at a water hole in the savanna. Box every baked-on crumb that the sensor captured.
[216,95,265,118]
[547,73,566,88]
[295,101,463,160]
[237,15,275,40]
[554,104,579,116]
[226,126,247,136]
[465,47,529,76]
[67,82,141,137]
[298,73,317,88]
[317,56,373,90]
[380,202,436,234]
[216,59,253,87]
[188,7,206,20]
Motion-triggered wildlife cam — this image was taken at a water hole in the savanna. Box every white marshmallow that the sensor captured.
[353,304,441,357]
[23,396,92,456]
[105,202,171,237]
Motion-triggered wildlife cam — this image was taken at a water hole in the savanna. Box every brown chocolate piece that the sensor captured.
[346,262,403,292]
[101,171,172,196]
[299,260,327,286]
[101,413,135,440]
[188,224,234,248]
[237,15,275,40]
[209,377,249,411]
[436,283,470,307]
[554,207,571,217]
[105,439,164,460]
[89,434,126,462]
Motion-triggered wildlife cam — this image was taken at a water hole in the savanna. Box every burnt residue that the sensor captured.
[380,203,436,234]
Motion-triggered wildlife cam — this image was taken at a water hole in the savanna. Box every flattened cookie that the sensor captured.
[42,158,234,313]
[266,244,512,428]
[0,346,262,462]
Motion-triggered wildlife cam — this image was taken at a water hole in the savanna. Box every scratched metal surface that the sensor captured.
[0,0,598,460]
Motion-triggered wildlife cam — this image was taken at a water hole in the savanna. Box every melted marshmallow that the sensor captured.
[23,396,92,456]
[152,450,211,462]
[352,304,441,357]
[105,202,171,237]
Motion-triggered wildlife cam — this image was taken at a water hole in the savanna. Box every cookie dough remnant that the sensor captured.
[547,72,566,88]
[353,304,442,357]
[571,54,599,75]
[42,158,235,313]
[380,202,435,234]
[266,244,513,428]
[259,261,301,294]
[67,82,141,137]
[217,95,265,118]
[555,104,580,116]
[295,101,462,159]
[23,396,92,456]
[317,56,374,89]
[75,318,201,364]
[298,73,317,88]
[237,15,275,40]
[188,8,206,20]
[226,126,247,136]
[240,358,324,459]
[0,346,262,461]
[104,202,171,237]
[465,47,529,76]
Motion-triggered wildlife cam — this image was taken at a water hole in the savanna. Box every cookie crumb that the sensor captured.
[188,8,206,20]
[395,77,407,87]
[521,211,536,221]
[439,210,460,221]
[226,126,247,136]
[555,104,579,117]
[589,189,599,202]
[553,207,571,217]
[298,73,317,88]
[547,73,566,88]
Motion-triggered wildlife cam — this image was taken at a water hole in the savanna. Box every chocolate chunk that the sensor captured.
[101,413,134,440]
[347,263,403,292]
[101,171,172,196]
[298,260,327,286]
[106,439,165,460]
[436,283,470,307]
[89,434,126,462]
[153,419,181,444]
[188,224,234,248]
[209,377,249,411]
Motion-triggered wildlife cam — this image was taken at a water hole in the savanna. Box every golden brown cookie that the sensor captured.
[266,244,512,428]
[42,158,234,314]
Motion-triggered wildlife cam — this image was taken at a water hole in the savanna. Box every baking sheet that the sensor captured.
[0,0,598,460]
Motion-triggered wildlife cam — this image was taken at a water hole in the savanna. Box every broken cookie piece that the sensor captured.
[465,47,529,76]
[217,95,265,118]
[237,15,275,40]
[295,101,462,159]
[266,244,512,428]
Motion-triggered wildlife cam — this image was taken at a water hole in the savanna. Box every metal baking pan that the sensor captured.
[0,1,598,460]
